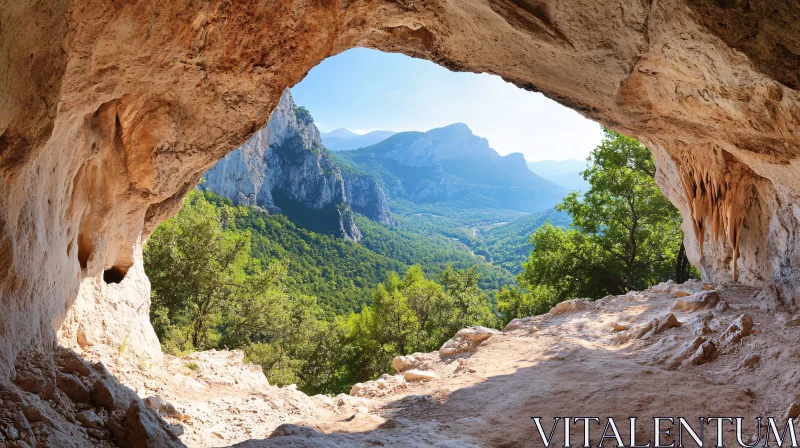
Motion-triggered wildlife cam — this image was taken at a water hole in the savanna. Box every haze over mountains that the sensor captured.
[321,129,397,151]
[527,159,590,192]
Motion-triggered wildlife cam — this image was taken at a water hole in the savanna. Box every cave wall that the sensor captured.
[0,0,797,377]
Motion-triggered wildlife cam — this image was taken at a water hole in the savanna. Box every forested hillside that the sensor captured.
[200,188,513,314]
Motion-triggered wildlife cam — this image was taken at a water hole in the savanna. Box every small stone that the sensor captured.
[702,283,715,291]
[168,424,184,437]
[403,369,438,382]
[87,428,107,439]
[144,396,165,411]
[788,403,800,420]
[784,316,800,327]
[349,383,364,396]
[379,418,411,429]
[376,379,388,389]
[740,354,760,368]
[356,406,369,414]
[76,410,103,429]
[63,358,92,377]
[715,300,730,312]
[671,290,691,298]
[611,322,629,332]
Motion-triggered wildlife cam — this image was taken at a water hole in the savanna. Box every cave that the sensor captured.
[0,0,798,446]
[103,266,128,284]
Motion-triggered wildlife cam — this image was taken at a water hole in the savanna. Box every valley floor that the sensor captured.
[122,280,791,447]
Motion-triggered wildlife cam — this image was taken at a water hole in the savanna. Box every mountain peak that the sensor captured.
[427,123,474,138]
[323,128,359,139]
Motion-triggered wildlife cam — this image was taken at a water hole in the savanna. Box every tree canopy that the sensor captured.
[498,129,697,322]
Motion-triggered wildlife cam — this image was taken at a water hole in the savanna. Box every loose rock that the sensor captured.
[403,369,439,382]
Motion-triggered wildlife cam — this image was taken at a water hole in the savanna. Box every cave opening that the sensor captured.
[143,48,699,398]
[103,266,128,284]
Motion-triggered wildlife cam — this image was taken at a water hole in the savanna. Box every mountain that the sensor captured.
[322,129,396,151]
[336,123,568,213]
[203,90,391,241]
[319,128,358,148]
[527,159,590,192]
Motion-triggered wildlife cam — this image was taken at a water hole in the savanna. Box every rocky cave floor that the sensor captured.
[3,279,798,447]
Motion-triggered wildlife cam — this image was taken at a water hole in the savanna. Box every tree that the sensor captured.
[499,129,696,319]
[144,191,250,350]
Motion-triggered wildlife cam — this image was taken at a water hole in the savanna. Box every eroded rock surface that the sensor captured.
[0,1,799,444]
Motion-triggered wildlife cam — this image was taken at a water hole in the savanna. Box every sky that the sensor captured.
[290,48,604,162]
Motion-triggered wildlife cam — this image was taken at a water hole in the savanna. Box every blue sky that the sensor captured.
[291,48,603,162]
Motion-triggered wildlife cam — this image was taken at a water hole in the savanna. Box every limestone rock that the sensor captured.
[688,341,717,366]
[76,410,104,429]
[611,322,630,332]
[672,291,720,312]
[550,298,589,316]
[651,281,675,293]
[403,369,439,382]
[672,290,691,299]
[145,396,166,412]
[504,317,533,332]
[349,383,364,397]
[440,326,500,356]
[635,314,682,339]
[787,403,800,420]
[740,354,761,368]
[719,314,754,349]
[56,372,91,404]
[203,90,391,241]
[392,355,418,373]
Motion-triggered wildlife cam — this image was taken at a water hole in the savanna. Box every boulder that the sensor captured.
[635,313,682,339]
[56,372,91,404]
[719,314,754,348]
[549,298,589,315]
[688,341,717,365]
[392,355,418,373]
[76,410,104,429]
[651,281,675,293]
[672,291,720,312]
[440,326,500,356]
[144,396,166,412]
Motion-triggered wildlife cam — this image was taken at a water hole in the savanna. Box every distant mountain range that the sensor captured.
[321,129,397,151]
[336,123,568,213]
[527,159,589,192]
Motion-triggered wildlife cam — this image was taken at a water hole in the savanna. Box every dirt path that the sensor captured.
[95,280,794,447]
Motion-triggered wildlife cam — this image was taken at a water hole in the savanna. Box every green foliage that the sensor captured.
[144,191,251,350]
[293,106,313,125]
[145,190,503,395]
[339,266,498,384]
[500,129,698,321]
[482,210,571,273]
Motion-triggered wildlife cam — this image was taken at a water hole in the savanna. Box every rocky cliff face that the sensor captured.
[0,0,798,418]
[203,90,391,239]
[339,123,567,212]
